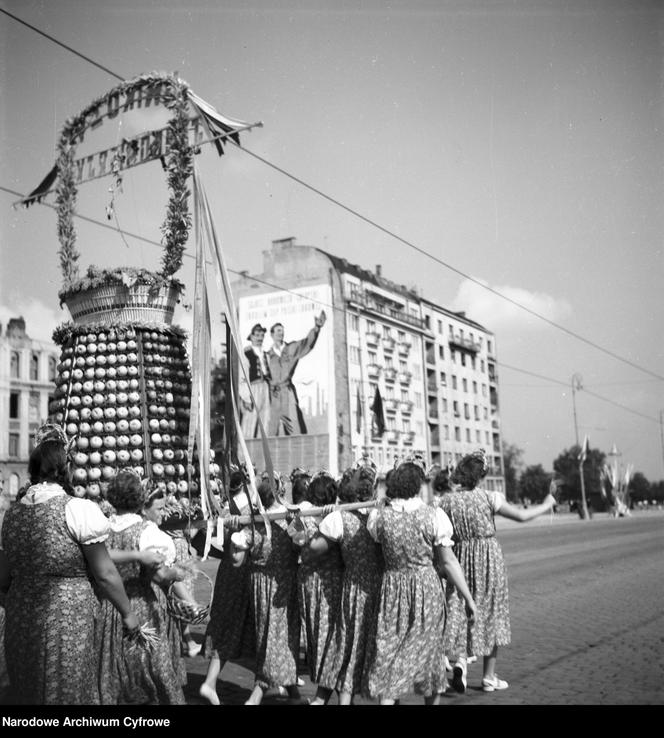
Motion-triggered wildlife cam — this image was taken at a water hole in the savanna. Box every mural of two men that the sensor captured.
[239,310,327,438]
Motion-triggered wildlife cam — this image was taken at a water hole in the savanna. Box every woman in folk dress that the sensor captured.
[364,459,476,705]
[309,463,383,705]
[0,425,139,705]
[294,472,343,691]
[441,449,557,693]
[96,472,188,705]
[231,477,301,705]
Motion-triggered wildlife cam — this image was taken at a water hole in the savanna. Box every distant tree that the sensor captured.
[649,480,664,503]
[627,472,650,505]
[518,464,550,504]
[552,444,606,510]
[502,442,524,503]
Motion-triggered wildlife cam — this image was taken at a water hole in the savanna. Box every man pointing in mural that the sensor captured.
[267,310,327,436]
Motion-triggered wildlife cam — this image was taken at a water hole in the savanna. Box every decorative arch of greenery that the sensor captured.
[56,72,193,300]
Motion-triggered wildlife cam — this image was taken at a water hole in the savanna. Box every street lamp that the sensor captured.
[571,374,590,520]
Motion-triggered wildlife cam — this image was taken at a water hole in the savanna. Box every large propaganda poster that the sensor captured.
[237,284,333,441]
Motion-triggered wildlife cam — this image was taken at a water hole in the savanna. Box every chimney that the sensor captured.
[376,264,382,278]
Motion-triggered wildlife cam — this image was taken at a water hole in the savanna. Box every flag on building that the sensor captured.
[356,383,363,434]
[370,386,386,437]
[578,435,589,464]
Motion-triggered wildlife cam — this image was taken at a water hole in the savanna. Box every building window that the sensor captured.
[386,385,395,399]
[443,425,450,441]
[482,384,487,397]
[437,320,443,334]
[481,359,485,372]
[48,356,57,382]
[29,391,41,424]
[368,351,377,366]
[400,389,409,402]
[466,428,471,442]
[387,417,396,431]
[382,325,391,338]
[350,346,360,364]
[438,345,445,360]
[414,392,422,408]
[10,391,20,418]
[440,372,446,386]
[399,360,407,372]
[385,355,393,368]
[449,325,453,336]
[397,331,405,342]
[486,431,490,444]
[451,350,456,364]
[454,426,461,442]
[476,430,481,443]
[462,378,468,393]
[471,356,476,370]
[30,352,39,381]
[452,375,457,390]
[464,403,470,420]
[10,351,20,378]
[402,419,411,433]
[9,433,20,457]
[484,407,489,420]
[367,320,376,332]
[487,340,493,354]
[453,401,459,417]
[474,405,480,420]
[424,315,431,329]
[442,398,448,413]
[473,381,478,394]
[349,314,359,332]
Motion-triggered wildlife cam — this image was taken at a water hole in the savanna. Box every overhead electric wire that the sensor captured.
[3,5,663,384]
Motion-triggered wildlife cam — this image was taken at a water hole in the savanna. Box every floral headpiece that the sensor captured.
[397,451,427,476]
[469,448,489,475]
[352,453,378,486]
[290,467,311,483]
[34,422,69,448]
[310,469,335,483]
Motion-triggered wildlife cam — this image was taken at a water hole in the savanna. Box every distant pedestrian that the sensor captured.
[441,449,557,694]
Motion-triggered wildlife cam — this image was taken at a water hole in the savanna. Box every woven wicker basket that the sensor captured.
[64,280,180,326]
[166,569,213,626]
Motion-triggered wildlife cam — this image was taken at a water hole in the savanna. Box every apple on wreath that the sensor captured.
[73,485,87,498]
[54,412,65,424]
[73,452,88,466]
[130,448,143,462]
[103,436,117,449]
[78,423,91,436]
[89,436,103,450]
[76,436,90,450]
[116,392,128,405]
[116,435,130,449]
[129,434,143,447]
[89,467,103,482]
[86,484,101,499]
[85,355,96,367]
[117,449,131,464]
[105,394,117,407]
[128,406,141,418]
[91,408,104,421]
[151,448,164,461]
[66,423,78,437]
[127,366,138,377]
[94,367,106,379]
[92,393,105,406]
[106,367,117,379]
[117,419,130,433]
[68,408,80,422]
[73,468,88,483]
[84,368,95,380]
[117,340,127,352]
[88,451,102,465]
[92,421,105,434]
[151,463,164,477]
[116,407,129,419]
[103,420,116,434]
[150,433,162,445]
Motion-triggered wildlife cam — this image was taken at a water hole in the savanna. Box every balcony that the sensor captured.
[381,337,396,353]
[385,430,399,443]
[365,331,380,346]
[427,382,437,394]
[449,334,481,354]
[397,341,412,356]
[366,363,381,378]
[401,431,415,445]
[383,367,397,383]
[398,371,412,385]
[384,398,399,414]
[399,400,413,415]
[348,288,426,331]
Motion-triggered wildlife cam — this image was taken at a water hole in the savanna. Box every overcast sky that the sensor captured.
[1,0,663,481]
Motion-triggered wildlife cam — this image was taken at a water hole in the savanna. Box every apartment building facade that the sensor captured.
[0,317,59,499]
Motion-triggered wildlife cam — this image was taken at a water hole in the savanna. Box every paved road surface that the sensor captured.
[181,509,664,707]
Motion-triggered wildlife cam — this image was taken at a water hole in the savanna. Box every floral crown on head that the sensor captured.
[397,452,428,476]
[469,448,489,475]
[290,467,311,483]
[34,422,69,448]
[352,453,378,485]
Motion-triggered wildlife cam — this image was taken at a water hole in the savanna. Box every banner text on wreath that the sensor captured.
[73,117,205,186]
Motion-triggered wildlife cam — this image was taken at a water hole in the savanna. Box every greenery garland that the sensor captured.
[56,72,193,292]
[52,315,188,347]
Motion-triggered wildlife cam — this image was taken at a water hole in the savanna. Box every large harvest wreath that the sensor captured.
[56,72,193,299]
